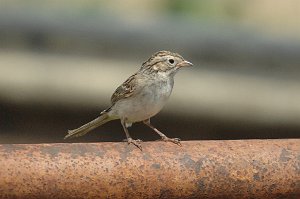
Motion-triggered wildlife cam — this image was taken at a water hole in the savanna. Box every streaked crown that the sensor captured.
[140,51,192,74]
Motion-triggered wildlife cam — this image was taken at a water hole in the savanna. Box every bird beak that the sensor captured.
[177,60,193,68]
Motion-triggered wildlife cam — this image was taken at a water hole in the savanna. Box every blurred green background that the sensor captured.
[0,0,299,143]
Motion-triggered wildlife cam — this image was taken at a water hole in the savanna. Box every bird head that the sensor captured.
[140,51,193,76]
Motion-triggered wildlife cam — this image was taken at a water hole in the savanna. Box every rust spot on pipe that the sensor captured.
[0,139,299,199]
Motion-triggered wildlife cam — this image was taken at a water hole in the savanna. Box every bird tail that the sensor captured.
[64,112,113,140]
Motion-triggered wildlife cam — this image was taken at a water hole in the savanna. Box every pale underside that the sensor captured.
[108,72,174,126]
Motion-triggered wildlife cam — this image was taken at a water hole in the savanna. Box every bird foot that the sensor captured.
[161,136,182,146]
[125,138,143,151]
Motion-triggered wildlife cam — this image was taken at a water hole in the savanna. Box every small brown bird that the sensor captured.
[65,51,193,150]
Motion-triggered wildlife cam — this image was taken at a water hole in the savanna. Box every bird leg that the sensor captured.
[143,119,181,146]
[121,120,142,150]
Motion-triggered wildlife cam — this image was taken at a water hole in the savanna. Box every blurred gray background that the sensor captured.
[0,0,299,144]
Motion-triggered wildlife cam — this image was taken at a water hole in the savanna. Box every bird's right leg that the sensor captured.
[121,119,142,150]
[143,119,181,146]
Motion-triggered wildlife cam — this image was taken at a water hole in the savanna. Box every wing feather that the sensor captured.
[111,73,138,105]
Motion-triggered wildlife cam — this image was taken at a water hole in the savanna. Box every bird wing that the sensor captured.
[111,73,138,105]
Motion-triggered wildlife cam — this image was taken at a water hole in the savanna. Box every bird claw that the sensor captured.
[161,136,182,146]
[126,138,143,151]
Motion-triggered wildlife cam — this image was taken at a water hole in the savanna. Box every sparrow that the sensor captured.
[65,51,193,150]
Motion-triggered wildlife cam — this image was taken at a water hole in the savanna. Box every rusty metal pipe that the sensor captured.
[0,139,299,199]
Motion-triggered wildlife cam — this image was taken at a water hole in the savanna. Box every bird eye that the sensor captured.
[168,59,174,64]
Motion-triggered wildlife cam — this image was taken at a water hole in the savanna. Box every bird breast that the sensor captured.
[112,77,174,122]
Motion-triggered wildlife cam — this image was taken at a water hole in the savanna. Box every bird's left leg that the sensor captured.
[143,119,181,146]
[121,119,143,150]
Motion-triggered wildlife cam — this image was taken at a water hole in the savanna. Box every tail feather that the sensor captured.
[64,113,112,139]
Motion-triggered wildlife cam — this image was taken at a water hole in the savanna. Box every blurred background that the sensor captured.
[0,0,299,144]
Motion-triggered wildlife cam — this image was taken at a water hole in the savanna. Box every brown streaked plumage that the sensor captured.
[111,73,137,105]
